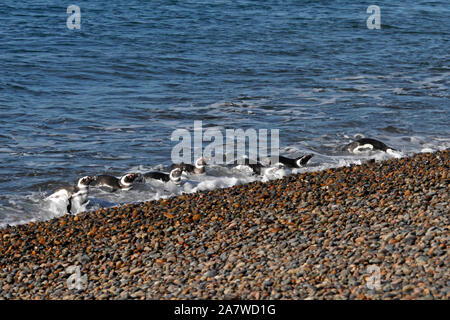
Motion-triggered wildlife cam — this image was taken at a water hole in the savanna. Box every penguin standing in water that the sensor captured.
[47,176,96,214]
[170,157,207,174]
[344,138,396,154]
[91,173,141,192]
[143,168,183,185]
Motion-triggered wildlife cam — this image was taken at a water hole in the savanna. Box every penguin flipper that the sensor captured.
[67,198,72,214]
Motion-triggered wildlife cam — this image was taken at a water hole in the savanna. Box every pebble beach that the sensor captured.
[0,150,448,300]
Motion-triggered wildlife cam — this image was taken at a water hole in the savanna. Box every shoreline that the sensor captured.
[0,150,448,299]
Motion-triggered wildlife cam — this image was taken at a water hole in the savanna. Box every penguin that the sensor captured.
[232,154,313,175]
[231,157,264,175]
[91,173,141,192]
[266,154,314,168]
[344,138,395,154]
[47,176,95,214]
[170,157,207,174]
[143,168,183,184]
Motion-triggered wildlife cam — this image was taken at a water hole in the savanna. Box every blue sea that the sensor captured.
[0,0,449,226]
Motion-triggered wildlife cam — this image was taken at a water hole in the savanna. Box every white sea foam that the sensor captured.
[0,134,448,229]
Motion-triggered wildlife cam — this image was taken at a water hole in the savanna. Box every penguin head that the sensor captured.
[78,176,95,188]
[296,154,313,168]
[169,168,183,184]
[121,173,139,185]
[195,157,207,169]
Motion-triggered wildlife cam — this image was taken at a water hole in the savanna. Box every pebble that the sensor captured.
[0,150,448,299]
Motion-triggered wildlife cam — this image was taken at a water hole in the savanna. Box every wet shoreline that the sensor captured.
[0,150,448,299]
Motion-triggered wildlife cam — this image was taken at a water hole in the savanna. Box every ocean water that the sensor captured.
[0,0,449,227]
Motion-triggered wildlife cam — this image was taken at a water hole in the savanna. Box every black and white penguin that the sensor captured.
[232,154,313,175]
[267,154,314,168]
[47,176,95,214]
[231,157,264,175]
[143,168,183,184]
[170,157,207,174]
[92,173,141,192]
[344,138,395,154]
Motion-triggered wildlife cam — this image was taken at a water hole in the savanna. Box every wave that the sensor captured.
[1,133,448,228]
